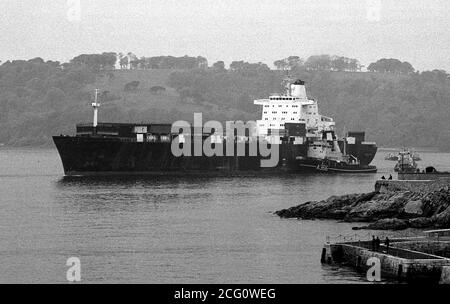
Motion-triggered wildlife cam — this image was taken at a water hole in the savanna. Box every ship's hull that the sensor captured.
[53,136,377,176]
[338,140,377,166]
[296,158,377,173]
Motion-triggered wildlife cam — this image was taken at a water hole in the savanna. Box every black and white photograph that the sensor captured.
[0,0,450,293]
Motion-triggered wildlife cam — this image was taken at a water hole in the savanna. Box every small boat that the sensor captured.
[412,152,421,161]
[386,149,421,161]
[394,150,418,173]
[384,153,398,161]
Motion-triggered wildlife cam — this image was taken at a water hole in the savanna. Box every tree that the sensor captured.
[287,56,303,69]
[229,61,270,76]
[230,61,245,71]
[69,53,117,72]
[399,61,414,74]
[197,56,208,69]
[212,61,226,71]
[274,59,288,70]
[349,58,360,72]
[305,55,332,71]
[329,56,360,72]
[274,56,303,70]
[330,56,347,71]
[28,57,45,65]
[421,69,448,83]
[100,52,117,70]
[367,58,415,74]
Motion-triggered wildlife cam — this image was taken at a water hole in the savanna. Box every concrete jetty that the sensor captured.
[374,179,449,193]
[322,230,450,283]
[398,171,450,181]
[316,179,450,282]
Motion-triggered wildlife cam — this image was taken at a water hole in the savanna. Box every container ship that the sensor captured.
[53,79,377,175]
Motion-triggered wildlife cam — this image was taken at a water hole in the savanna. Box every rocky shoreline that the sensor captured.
[275,180,450,230]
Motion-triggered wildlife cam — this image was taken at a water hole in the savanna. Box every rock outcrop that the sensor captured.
[275,185,450,230]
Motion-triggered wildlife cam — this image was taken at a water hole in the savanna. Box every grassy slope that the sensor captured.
[85,69,413,129]
[86,69,249,124]
[88,69,180,114]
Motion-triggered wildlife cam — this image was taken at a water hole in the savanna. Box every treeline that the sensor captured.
[31,52,210,71]
[367,58,414,74]
[273,55,416,74]
[117,53,208,70]
[274,55,361,72]
[43,51,418,76]
[69,52,117,72]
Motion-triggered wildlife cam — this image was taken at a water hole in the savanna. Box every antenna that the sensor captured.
[343,125,347,156]
[92,89,100,129]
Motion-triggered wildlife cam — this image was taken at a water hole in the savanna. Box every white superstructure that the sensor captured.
[254,79,335,137]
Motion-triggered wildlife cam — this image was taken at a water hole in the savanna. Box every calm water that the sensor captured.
[0,147,449,284]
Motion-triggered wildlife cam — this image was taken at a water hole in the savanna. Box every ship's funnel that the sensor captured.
[290,80,307,98]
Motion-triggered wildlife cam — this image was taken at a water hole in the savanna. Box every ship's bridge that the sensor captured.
[254,79,334,136]
[254,95,315,105]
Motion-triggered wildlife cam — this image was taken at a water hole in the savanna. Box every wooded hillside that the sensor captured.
[0,54,448,150]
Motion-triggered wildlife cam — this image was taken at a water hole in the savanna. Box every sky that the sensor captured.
[0,0,449,71]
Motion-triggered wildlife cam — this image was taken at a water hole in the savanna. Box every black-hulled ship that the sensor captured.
[53,80,377,175]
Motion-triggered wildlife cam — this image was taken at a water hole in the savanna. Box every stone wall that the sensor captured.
[393,241,450,258]
[340,244,406,279]
[339,244,448,281]
[375,180,450,193]
[399,172,450,181]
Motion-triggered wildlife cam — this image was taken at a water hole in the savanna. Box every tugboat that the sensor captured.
[294,130,377,173]
[394,150,418,173]
[53,79,377,175]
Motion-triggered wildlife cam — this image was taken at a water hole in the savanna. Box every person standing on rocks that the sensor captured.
[376,237,381,251]
[372,236,376,251]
